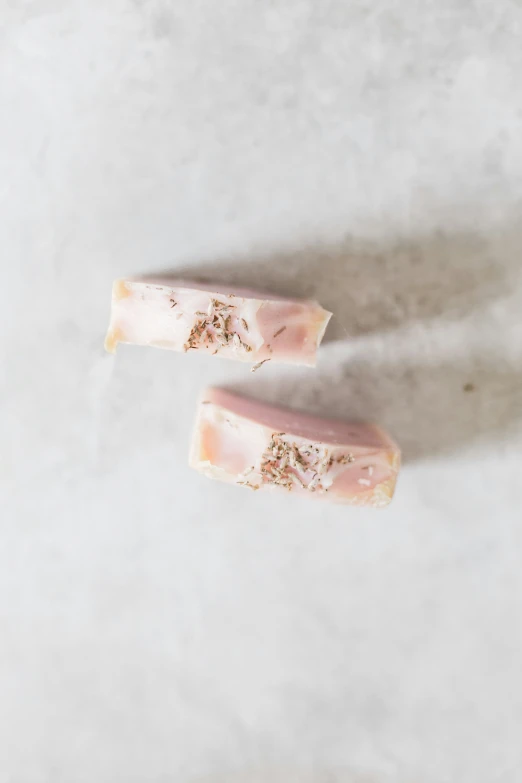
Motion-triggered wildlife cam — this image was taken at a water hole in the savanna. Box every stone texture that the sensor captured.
[1,1,522,781]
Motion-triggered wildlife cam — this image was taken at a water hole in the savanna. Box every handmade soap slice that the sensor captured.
[190,389,401,507]
[105,279,331,367]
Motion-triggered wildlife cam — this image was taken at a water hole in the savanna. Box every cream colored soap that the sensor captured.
[105,279,331,368]
[190,389,401,507]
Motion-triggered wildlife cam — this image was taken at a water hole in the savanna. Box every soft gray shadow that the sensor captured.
[145,225,521,461]
[159,226,519,342]
[224,355,522,463]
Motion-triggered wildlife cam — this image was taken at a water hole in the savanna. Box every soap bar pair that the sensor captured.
[106,279,400,506]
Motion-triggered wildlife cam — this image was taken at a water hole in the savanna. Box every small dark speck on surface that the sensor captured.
[463,383,475,393]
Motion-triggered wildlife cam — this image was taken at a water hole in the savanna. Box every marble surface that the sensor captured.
[2,2,522,781]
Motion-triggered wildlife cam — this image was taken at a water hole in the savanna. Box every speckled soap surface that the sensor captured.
[2,2,522,781]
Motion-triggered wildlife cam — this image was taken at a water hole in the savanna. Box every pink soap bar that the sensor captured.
[105,279,331,367]
[190,389,401,507]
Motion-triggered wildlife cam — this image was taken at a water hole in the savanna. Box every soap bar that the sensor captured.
[190,389,401,507]
[105,279,331,367]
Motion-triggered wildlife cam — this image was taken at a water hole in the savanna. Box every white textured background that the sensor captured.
[1,2,522,782]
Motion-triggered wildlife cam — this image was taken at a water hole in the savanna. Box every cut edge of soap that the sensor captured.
[104,278,333,364]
